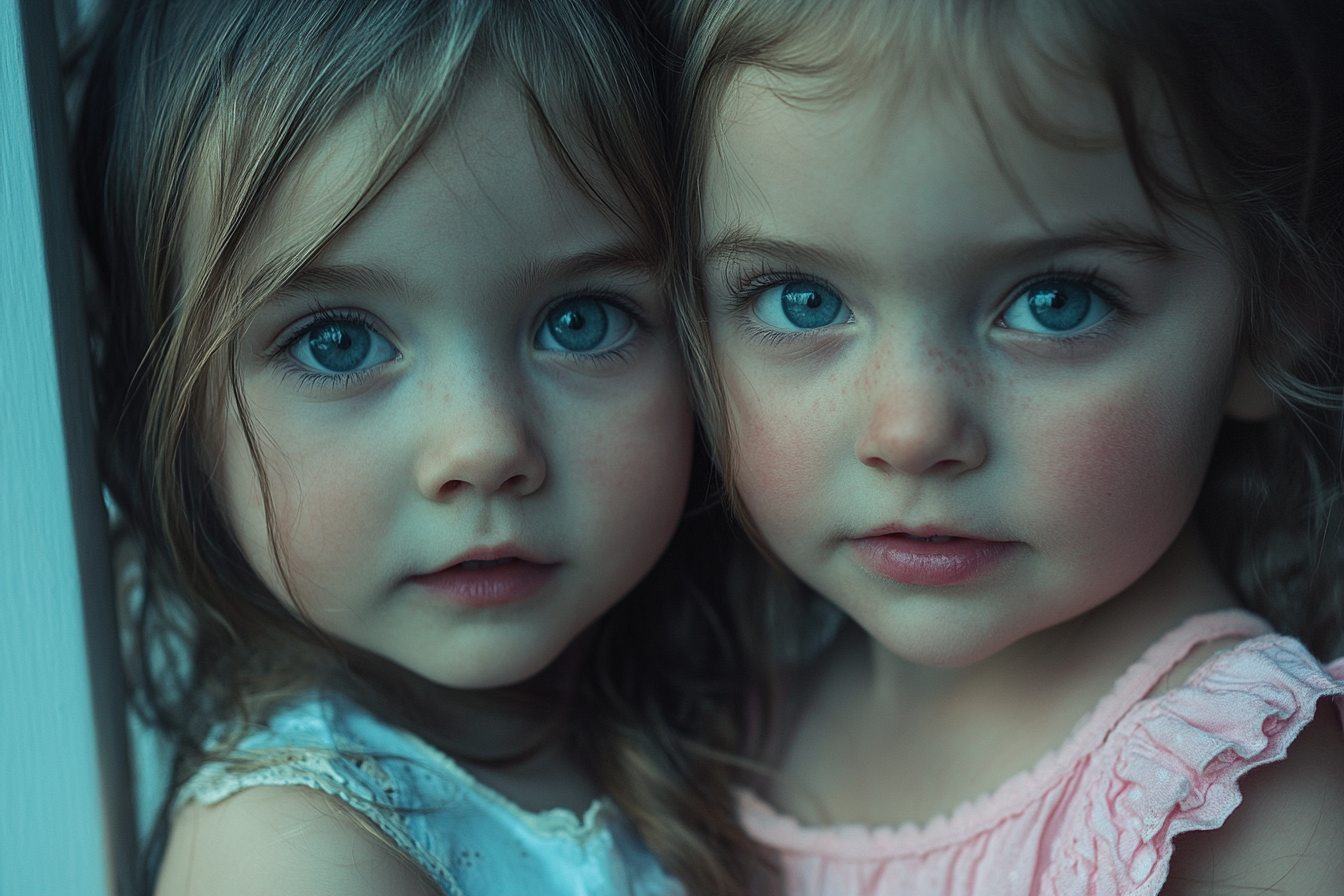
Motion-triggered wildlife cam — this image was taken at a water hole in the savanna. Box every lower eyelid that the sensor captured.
[273,312,399,387]
[537,298,646,357]
[738,319,845,348]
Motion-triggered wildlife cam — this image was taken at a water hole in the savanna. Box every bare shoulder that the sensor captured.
[155,786,442,896]
[1162,704,1344,896]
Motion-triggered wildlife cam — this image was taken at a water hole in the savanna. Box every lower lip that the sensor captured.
[851,535,1012,587]
[408,560,558,608]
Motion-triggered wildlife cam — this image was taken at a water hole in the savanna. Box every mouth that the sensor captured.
[457,557,517,570]
[409,549,559,608]
[850,528,1013,587]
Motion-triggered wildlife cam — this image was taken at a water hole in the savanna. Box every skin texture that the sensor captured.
[157,78,692,895]
[217,79,691,691]
[156,789,441,896]
[701,63,1344,893]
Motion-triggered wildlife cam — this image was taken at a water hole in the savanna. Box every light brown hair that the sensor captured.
[77,0,764,891]
[673,0,1344,659]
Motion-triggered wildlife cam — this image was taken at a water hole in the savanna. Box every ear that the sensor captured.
[1224,352,1278,421]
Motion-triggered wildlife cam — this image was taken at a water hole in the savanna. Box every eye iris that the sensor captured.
[781,281,842,328]
[546,298,609,352]
[1025,281,1090,331]
[308,322,371,372]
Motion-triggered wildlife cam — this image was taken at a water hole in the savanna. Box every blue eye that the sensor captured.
[289,316,396,375]
[753,279,851,330]
[1000,277,1113,335]
[535,297,636,354]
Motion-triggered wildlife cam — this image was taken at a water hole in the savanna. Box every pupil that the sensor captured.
[781,280,842,329]
[1026,281,1089,331]
[308,322,370,373]
[545,299,608,352]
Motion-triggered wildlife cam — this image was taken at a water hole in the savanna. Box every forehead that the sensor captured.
[309,82,644,287]
[178,93,393,305]
[185,76,643,314]
[701,62,1190,268]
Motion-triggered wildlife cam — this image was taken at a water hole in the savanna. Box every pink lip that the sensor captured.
[408,545,558,609]
[850,527,1013,587]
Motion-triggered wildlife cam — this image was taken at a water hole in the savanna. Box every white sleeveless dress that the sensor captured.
[175,691,684,896]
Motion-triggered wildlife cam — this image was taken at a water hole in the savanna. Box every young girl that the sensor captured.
[674,0,1344,893]
[74,0,764,893]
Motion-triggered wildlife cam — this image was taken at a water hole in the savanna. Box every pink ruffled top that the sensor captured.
[741,610,1344,896]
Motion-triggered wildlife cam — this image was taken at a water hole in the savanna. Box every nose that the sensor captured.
[854,352,987,476]
[416,372,546,500]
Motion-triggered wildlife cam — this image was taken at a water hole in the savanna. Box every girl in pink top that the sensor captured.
[671,0,1344,893]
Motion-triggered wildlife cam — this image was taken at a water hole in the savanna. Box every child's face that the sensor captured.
[214,81,691,688]
[701,66,1251,666]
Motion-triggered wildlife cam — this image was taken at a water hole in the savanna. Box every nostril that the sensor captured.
[437,479,467,499]
[500,473,530,492]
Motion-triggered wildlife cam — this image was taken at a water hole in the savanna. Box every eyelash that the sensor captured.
[270,307,392,390]
[724,263,1134,346]
[997,265,1134,347]
[539,293,650,368]
[267,293,650,388]
[724,265,850,346]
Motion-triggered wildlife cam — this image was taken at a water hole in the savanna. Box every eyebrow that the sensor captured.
[500,243,658,294]
[989,224,1181,264]
[271,244,656,307]
[273,263,409,301]
[702,221,1180,272]
[703,228,875,277]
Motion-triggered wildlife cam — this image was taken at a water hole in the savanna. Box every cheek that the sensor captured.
[217,407,388,603]
[724,362,841,537]
[1022,386,1210,569]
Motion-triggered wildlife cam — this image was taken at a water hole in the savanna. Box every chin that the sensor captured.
[416,649,561,691]
[882,635,1009,668]
[863,605,1032,668]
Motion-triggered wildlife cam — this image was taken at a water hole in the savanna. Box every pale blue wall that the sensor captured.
[0,1,133,892]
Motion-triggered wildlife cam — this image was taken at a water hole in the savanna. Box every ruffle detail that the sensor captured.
[738,611,1276,861]
[737,615,1344,896]
[177,733,465,892]
[1044,637,1344,896]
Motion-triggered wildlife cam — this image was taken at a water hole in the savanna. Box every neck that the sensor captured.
[344,630,594,761]
[344,632,601,814]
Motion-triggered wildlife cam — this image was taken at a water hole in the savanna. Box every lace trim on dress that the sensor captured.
[177,746,464,894]
[741,610,1276,859]
[174,692,617,895]
[395,726,611,843]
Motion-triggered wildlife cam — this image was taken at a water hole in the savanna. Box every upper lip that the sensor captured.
[412,543,556,577]
[856,523,1004,542]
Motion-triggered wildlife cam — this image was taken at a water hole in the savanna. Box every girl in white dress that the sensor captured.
[75,1,762,893]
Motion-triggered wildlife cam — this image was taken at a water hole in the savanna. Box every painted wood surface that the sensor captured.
[1,0,134,892]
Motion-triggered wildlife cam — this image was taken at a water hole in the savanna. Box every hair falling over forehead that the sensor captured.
[77,1,770,892]
[84,0,673,621]
[674,0,1344,658]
